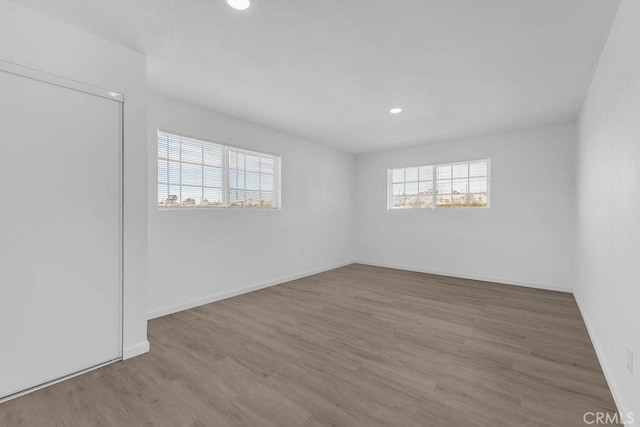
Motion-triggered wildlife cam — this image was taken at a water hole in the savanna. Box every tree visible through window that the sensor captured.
[157,131,280,209]
[389,159,489,210]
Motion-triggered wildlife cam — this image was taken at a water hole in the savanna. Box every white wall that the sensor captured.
[575,0,640,419]
[0,1,149,358]
[146,94,355,318]
[355,123,576,291]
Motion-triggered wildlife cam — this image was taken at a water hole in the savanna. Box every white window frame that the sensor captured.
[387,158,491,211]
[157,130,281,210]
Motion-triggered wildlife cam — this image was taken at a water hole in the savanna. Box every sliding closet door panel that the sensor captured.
[0,70,122,399]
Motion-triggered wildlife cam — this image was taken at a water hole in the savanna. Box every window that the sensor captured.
[157,131,280,209]
[390,165,434,209]
[388,159,489,210]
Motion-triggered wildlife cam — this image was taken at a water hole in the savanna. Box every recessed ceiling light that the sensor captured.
[389,108,403,114]
[226,0,250,10]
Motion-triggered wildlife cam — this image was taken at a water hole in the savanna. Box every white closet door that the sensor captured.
[0,69,122,399]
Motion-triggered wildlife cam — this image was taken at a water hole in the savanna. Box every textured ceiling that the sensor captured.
[14,0,620,152]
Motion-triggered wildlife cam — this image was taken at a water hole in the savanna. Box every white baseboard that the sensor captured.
[574,294,630,426]
[147,261,355,320]
[355,260,573,293]
[123,340,150,360]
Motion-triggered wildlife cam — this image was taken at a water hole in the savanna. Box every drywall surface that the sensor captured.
[0,1,149,357]
[146,94,355,317]
[576,0,639,420]
[355,123,576,291]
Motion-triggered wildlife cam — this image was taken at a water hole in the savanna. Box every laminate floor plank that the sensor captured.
[0,264,619,426]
